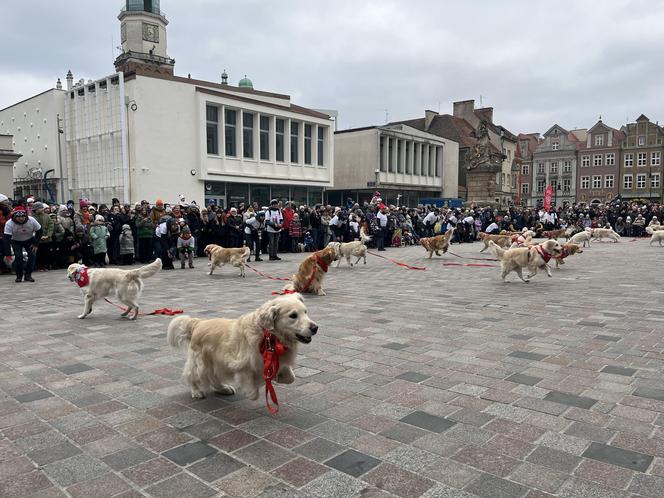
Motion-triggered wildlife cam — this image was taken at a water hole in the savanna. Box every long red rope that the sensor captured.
[367,250,426,270]
[103,298,183,316]
[447,250,498,262]
[244,263,291,281]
[260,329,286,414]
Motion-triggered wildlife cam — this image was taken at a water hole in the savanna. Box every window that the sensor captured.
[521,183,529,194]
[511,174,516,189]
[304,124,312,165]
[638,152,647,166]
[552,141,559,150]
[652,151,661,166]
[275,119,285,162]
[502,173,506,186]
[550,161,558,174]
[537,163,545,174]
[637,173,647,189]
[605,153,615,166]
[242,112,254,159]
[624,153,633,167]
[317,127,324,166]
[507,149,511,160]
[536,179,546,193]
[593,154,602,166]
[522,164,529,176]
[563,161,571,172]
[563,178,571,191]
[623,174,633,189]
[582,156,590,167]
[581,176,590,189]
[206,105,218,155]
[605,175,614,188]
[595,135,604,146]
[224,109,236,156]
[638,136,646,146]
[259,116,269,161]
[652,173,661,188]
[592,175,602,188]
[290,122,299,163]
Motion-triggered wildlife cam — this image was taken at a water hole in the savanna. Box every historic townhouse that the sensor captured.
[619,114,664,202]
[576,120,623,204]
[516,133,539,206]
[531,125,582,208]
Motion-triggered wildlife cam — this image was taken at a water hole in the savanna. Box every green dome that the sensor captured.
[238,75,253,89]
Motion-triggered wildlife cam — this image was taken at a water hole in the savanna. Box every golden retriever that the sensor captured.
[554,242,583,268]
[489,239,562,283]
[479,232,511,253]
[67,259,162,319]
[167,293,317,400]
[569,230,592,247]
[543,228,567,240]
[420,227,455,258]
[328,229,371,267]
[591,227,621,243]
[650,230,664,246]
[284,246,337,295]
[204,244,251,277]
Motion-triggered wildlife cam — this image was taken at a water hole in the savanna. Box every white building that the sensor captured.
[0,88,66,201]
[1,0,335,207]
[331,123,459,206]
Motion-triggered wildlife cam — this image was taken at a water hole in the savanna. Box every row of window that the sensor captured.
[623,151,660,167]
[622,173,660,189]
[206,105,325,166]
[530,178,573,194]
[530,161,573,175]
[378,136,441,176]
[580,153,616,167]
[579,175,615,189]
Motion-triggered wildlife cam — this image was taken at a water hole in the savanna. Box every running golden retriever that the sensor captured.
[420,227,455,258]
[204,244,251,277]
[489,239,562,283]
[284,246,337,295]
[553,242,583,268]
[167,293,318,400]
[479,232,512,253]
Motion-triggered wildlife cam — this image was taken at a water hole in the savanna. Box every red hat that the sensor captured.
[79,199,89,208]
[12,206,27,216]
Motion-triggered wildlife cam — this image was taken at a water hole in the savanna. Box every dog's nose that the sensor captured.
[310,323,318,335]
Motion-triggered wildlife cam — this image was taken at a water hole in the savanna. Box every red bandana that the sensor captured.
[315,254,329,273]
[74,266,90,287]
[534,245,552,263]
[259,329,288,414]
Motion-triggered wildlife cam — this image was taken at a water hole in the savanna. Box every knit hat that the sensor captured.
[181,226,191,234]
[156,199,164,207]
[32,201,44,211]
[122,224,130,230]
[626,216,632,222]
[0,194,8,203]
[12,206,27,217]
[79,199,89,208]
[95,215,105,223]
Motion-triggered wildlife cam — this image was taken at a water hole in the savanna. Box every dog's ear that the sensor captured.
[256,300,279,331]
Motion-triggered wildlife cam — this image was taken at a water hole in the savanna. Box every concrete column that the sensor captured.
[423,144,429,176]
[285,118,291,163]
[399,139,406,174]
[381,134,388,172]
[390,137,398,173]
[313,124,319,166]
[414,143,420,175]
[437,146,443,177]
[269,115,276,163]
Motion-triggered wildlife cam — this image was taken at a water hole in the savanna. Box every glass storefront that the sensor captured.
[226,183,249,206]
[205,182,325,207]
[250,185,270,207]
[291,186,308,206]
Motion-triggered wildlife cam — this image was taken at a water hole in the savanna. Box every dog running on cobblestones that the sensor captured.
[67,259,162,319]
[489,239,562,283]
[167,293,318,400]
[420,227,455,258]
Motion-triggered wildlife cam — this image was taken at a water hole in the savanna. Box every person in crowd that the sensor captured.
[135,205,154,263]
[265,199,283,261]
[119,224,135,265]
[3,206,42,282]
[89,214,110,267]
[245,210,266,261]
[177,225,195,269]
[0,194,11,274]
[32,202,54,271]
[289,212,302,251]
[227,207,244,248]
[376,205,388,251]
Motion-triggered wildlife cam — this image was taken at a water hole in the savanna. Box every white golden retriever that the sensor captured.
[67,259,162,319]
[650,230,664,246]
[167,293,318,400]
[591,227,621,243]
[204,244,251,277]
[569,230,592,247]
[489,239,562,283]
[327,229,371,267]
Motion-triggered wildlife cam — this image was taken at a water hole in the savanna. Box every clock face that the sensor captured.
[142,22,159,43]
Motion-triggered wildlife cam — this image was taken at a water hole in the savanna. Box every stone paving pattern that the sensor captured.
[1,239,664,497]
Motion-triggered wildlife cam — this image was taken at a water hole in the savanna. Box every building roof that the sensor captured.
[0,88,65,113]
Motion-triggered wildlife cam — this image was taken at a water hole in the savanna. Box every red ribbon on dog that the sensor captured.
[260,328,287,414]
[245,263,291,281]
[73,266,90,287]
[443,262,497,268]
[367,251,426,270]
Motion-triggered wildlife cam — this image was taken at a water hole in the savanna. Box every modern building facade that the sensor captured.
[331,123,458,206]
[531,125,581,208]
[619,114,664,202]
[576,120,623,204]
[0,135,22,196]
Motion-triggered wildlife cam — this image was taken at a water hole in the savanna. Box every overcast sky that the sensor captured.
[2,0,663,134]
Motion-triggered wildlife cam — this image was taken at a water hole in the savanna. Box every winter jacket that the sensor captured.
[33,211,54,242]
[89,224,110,254]
[289,219,302,239]
[119,228,135,255]
[136,214,154,239]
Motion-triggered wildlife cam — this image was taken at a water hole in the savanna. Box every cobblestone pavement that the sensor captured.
[1,238,664,497]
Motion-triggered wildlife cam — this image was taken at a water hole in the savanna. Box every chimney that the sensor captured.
[452,99,475,120]
[476,107,494,123]
[424,110,438,131]
[56,78,62,90]
[66,70,73,90]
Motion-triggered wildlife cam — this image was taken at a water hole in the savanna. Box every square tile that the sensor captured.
[582,441,653,472]
[379,422,429,443]
[396,371,431,383]
[325,449,381,477]
[508,351,547,361]
[271,457,329,487]
[363,463,435,497]
[526,446,581,473]
[188,452,245,482]
[56,363,94,375]
[506,373,542,386]
[29,442,81,466]
[400,411,456,433]
[15,390,53,403]
[600,365,636,377]
[233,440,295,471]
[543,390,596,409]
[43,454,109,487]
[121,458,180,487]
[634,387,664,402]
[162,441,217,466]
[102,446,155,471]
[382,343,409,350]
[294,437,346,462]
[145,472,216,498]
[464,473,528,498]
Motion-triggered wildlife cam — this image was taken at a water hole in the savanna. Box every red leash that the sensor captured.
[448,250,498,262]
[245,263,291,281]
[367,251,426,270]
[260,329,287,414]
[103,298,183,316]
[443,262,497,268]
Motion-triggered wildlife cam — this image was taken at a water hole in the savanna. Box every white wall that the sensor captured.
[0,89,66,198]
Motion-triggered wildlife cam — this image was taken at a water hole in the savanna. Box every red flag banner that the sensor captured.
[544,184,554,211]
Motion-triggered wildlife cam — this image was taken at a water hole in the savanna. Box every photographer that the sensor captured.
[265,199,283,260]
[245,210,265,262]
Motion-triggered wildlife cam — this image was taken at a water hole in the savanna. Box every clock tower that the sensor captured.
[114,0,175,75]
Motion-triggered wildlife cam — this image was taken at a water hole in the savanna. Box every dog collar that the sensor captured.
[316,254,329,273]
[535,245,552,263]
[260,329,288,414]
[74,266,90,288]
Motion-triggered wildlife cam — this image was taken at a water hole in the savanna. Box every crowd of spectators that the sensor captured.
[1,191,660,281]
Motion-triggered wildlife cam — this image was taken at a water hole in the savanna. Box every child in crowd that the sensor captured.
[289,213,302,252]
[177,226,195,269]
[303,231,315,252]
[89,215,110,267]
[119,224,135,265]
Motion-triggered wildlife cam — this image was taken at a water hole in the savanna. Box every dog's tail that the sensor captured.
[126,258,162,280]
[488,240,506,260]
[241,246,251,259]
[646,226,654,235]
[167,315,199,349]
[360,227,372,243]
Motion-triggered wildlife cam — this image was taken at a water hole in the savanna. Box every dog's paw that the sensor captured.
[207,271,213,276]
[191,390,206,399]
[215,385,236,396]
[277,368,295,384]
[77,314,87,319]
[317,290,326,296]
